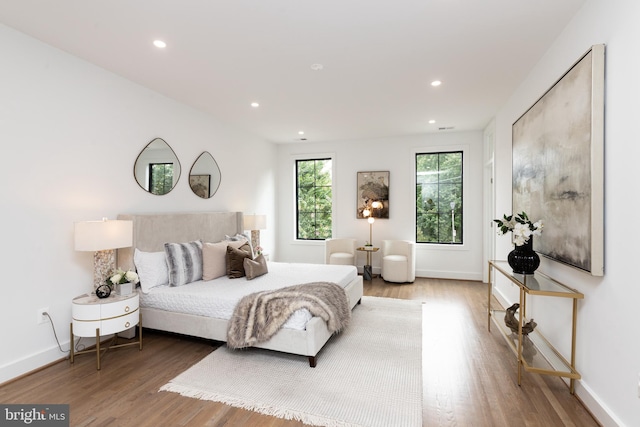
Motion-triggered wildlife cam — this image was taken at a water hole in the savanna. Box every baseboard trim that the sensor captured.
[415,269,483,281]
[0,343,69,386]
[573,381,623,427]
[358,267,483,282]
[0,333,126,385]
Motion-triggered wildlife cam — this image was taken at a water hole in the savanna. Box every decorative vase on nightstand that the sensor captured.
[507,237,540,275]
[116,282,134,296]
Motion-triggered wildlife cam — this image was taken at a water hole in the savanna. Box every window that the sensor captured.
[416,151,463,244]
[149,163,174,196]
[296,158,332,240]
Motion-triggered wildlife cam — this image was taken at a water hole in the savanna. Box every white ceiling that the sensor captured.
[0,0,585,143]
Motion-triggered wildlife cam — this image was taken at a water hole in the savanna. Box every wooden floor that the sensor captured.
[0,277,599,426]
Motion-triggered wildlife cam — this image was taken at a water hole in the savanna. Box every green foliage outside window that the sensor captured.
[149,163,174,196]
[296,159,332,240]
[416,152,463,244]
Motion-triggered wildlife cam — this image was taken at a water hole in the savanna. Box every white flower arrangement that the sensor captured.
[494,211,543,246]
[107,268,140,286]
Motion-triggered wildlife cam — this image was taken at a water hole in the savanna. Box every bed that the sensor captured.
[116,211,364,366]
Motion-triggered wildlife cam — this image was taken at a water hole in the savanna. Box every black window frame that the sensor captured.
[415,151,463,244]
[295,158,333,241]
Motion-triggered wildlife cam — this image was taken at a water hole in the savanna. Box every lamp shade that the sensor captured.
[74,219,133,251]
[243,214,267,231]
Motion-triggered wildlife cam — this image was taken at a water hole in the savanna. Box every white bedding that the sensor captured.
[139,262,357,331]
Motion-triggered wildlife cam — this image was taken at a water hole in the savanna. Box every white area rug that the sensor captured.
[160,296,423,427]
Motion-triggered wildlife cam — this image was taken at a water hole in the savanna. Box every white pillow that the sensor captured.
[134,249,169,293]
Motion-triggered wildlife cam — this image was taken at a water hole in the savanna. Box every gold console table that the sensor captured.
[487,260,583,394]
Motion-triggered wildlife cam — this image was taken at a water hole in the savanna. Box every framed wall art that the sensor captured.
[357,171,389,219]
[512,44,604,276]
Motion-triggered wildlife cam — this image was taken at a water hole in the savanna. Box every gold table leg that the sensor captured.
[69,323,74,364]
[487,263,492,331]
[96,328,101,370]
[139,313,143,350]
[517,289,524,386]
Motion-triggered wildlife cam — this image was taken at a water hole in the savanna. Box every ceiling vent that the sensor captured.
[438,126,455,131]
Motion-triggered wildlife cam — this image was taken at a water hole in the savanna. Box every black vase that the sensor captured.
[507,238,540,275]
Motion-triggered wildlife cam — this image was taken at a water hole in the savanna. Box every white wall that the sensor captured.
[493,1,640,425]
[0,24,277,383]
[276,131,484,281]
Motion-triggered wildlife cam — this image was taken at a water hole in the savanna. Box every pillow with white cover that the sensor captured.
[203,239,250,281]
[164,240,203,286]
[133,249,169,293]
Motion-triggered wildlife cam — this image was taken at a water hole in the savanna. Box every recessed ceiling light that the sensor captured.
[153,40,167,48]
[298,131,305,135]
[251,102,260,108]
[431,80,441,87]
[428,119,436,124]
[310,64,324,71]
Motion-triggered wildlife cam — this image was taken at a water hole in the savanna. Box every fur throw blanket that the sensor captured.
[227,282,351,349]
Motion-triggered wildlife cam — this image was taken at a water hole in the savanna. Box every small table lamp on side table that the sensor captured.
[243,214,267,250]
[357,246,379,281]
[74,218,133,292]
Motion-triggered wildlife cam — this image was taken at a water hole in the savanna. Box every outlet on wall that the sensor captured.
[37,307,49,324]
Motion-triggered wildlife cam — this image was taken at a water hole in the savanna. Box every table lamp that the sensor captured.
[243,214,267,249]
[74,218,133,291]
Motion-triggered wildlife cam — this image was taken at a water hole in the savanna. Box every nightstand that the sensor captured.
[70,292,142,370]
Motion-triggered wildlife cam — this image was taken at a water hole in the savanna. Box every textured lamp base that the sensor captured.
[250,230,261,250]
[94,249,116,291]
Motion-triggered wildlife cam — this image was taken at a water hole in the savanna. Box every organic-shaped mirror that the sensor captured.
[134,138,181,195]
[189,151,221,199]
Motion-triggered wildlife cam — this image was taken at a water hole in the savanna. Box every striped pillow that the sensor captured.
[164,240,203,286]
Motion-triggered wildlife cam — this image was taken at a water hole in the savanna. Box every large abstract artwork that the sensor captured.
[512,44,604,276]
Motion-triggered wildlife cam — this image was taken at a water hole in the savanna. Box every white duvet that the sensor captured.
[139,262,357,330]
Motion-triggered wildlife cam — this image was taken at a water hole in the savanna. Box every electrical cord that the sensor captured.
[43,312,69,353]
[43,312,86,354]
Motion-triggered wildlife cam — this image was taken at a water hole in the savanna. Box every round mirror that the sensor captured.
[189,151,221,199]
[134,138,181,195]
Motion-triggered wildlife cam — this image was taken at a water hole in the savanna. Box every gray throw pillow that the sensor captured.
[164,240,203,286]
[244,254,268,280]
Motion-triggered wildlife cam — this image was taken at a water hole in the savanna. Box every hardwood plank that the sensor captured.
[0,277,600,426]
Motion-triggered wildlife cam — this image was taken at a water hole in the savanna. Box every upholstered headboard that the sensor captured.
[116,211,244,271]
